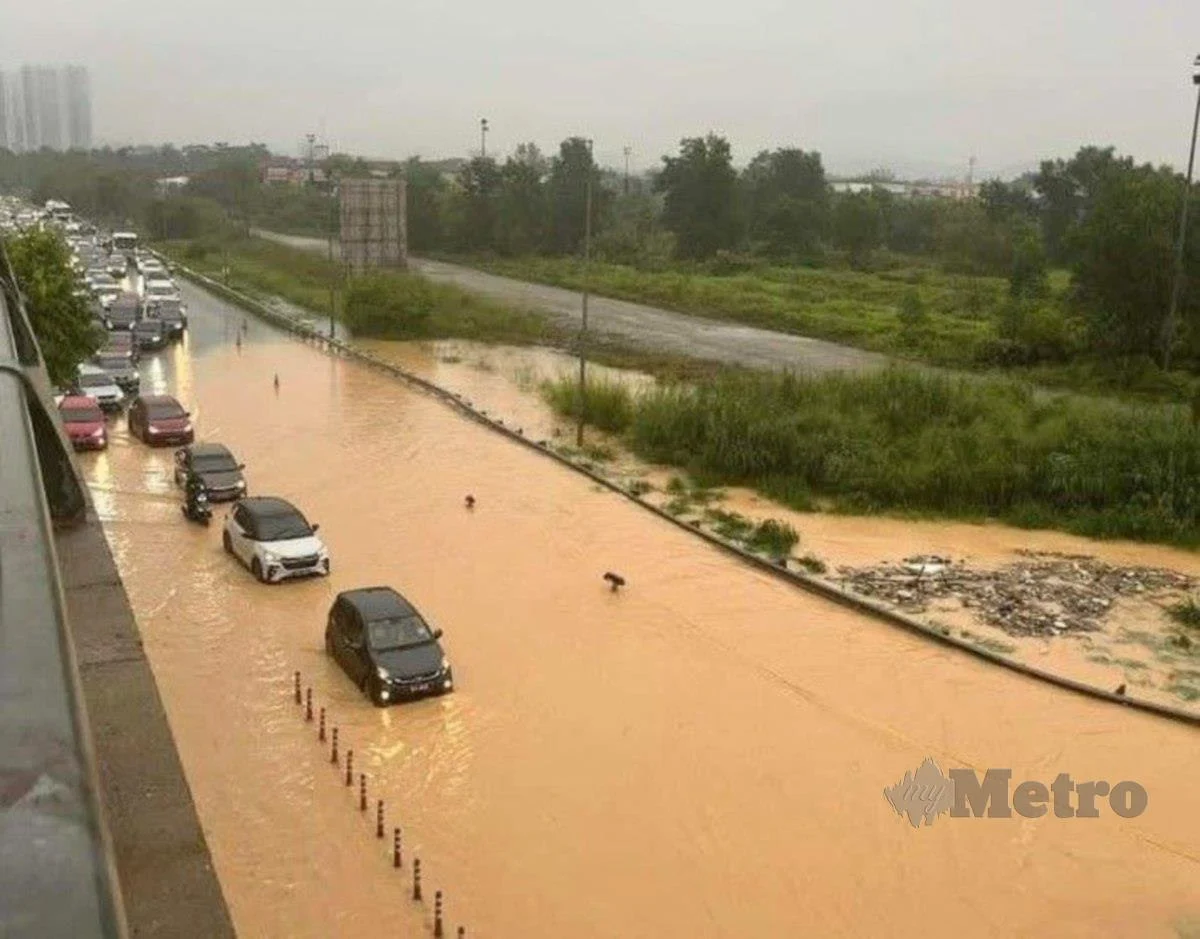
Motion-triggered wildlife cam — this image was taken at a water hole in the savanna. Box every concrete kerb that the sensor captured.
[167,258,1200,731]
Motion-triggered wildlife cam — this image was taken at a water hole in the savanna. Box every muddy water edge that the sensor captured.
[77,282,1200,938]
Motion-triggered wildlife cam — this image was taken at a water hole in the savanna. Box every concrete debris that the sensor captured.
[833,550,1195,638]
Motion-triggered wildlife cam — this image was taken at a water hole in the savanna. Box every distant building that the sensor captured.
[829,179,978,200]
[0,64,92,152]
[64,66,91,150]
[0,71,8,151]
[155,176,190,194]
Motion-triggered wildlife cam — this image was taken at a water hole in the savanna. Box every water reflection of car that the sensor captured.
[173,442,246,500]
[128,394,193,446]
[58,395,108,450]
[325,587,454,706]
[133,318,167,351]
[221,496,330,584]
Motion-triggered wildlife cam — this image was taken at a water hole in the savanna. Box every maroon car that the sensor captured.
[59,395,108,450]
[128,394,194,446]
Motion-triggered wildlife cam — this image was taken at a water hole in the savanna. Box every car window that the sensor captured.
[366,614,433,650]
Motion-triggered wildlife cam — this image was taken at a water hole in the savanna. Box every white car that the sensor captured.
[222,496,331,584]
[75,363,125,411]
[144,280,180,304]
[107,256,128,278]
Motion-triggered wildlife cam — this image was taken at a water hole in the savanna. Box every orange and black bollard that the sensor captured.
[345,750,353,786]
[412,857,422,901]
[359,774,367,812]
[293,671,301,704]
[434,891,444,938]
[305,688,313,721]
[392,827,402,868]
[318,708,326,742]
[375,799,384,838]
[331,727,339,764]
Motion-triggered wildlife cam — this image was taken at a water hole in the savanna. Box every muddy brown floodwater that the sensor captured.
[79,280,1200,938]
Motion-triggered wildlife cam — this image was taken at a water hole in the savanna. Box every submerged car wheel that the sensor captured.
[251,557,268,583]
[368,677,389,708]
[222,530,233,553]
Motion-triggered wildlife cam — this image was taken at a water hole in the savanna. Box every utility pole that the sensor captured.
[623,146,631,196]
[576,138,594,448]
[480,118,489,159]
[306,133,316,184]
[1162,54,1200,372]
[328,181,337,340]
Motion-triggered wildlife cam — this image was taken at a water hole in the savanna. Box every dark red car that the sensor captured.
[128,394,194,446]
[59,395,108,450]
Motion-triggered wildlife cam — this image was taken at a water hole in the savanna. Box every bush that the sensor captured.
[540,376,635,433]
[342,273,434,338]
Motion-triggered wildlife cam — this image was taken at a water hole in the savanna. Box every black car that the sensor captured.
[133,318,167,351]
[104,294,140,330]
[326,588,454,706]
[146,298,187,338]
[173,442,246,501]
[92,350,140,394]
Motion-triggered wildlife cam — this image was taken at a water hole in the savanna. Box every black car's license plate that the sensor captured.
[410,683,430,693]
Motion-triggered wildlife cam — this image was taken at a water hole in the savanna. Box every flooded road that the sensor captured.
[79,278,1200,938]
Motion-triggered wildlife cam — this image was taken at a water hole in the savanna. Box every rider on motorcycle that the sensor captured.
[185,473,209,516]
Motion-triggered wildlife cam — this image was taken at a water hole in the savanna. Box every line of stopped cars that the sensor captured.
[40,213,453,708]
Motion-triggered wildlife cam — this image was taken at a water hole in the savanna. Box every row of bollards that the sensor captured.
[294,672,469,937]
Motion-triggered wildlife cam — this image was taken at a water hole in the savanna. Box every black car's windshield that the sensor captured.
[367,615,433,650]
[63,405,103,423]
[151,300,182,318]
[257,510,311,541]
[147,401,185,420]
[193,452,237,473]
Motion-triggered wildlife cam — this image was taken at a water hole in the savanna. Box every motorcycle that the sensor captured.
[182,487,212,526]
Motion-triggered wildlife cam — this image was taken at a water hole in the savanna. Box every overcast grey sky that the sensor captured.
[3,0,1198,177]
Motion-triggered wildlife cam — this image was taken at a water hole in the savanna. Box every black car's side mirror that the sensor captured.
[432,628,444,640]
[236,463,246,471]
[310,523,320,533]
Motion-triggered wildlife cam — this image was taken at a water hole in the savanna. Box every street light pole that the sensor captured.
[328,183,337,340]
[480,118,489,159]
[576,138,594,448]
[623,146,631,196]
[1162,54,1200,371]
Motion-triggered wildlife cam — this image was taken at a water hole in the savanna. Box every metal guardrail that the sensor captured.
[0,244,129,937]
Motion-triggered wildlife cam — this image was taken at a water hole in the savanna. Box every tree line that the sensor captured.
[2,135,1198,372]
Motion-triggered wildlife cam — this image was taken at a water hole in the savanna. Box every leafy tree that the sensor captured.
[3,229,100,385]
[933,202,1012,276]
[1071,163,1199,362]
[897,287,927,343]
[546,137,606,255]
[656,134,739,260]
[832,191,882,268]
[1033,146,1134,264]
[446,157,502,252]
[978,179,1037,223]
[1008,220,1049,301]
[403,158,449,253]
[497,144,549,255]
[741,148,828,258]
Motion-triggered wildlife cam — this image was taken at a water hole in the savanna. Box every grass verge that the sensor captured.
[540,367,1200,548]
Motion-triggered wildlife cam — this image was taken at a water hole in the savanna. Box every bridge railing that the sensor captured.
[0,243,129,938]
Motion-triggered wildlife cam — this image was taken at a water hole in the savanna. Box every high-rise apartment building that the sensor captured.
[0,71,8,151]
[64,66,92,150]
[0,64,92,152]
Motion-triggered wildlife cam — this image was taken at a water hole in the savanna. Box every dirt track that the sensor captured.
[252,229,888,373]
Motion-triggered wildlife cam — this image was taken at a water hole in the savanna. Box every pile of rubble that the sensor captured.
[833,550,1196,638]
